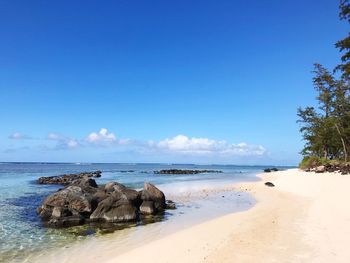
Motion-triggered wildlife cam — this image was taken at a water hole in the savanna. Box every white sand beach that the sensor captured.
[104,169,350,263]
[29,168,350,263]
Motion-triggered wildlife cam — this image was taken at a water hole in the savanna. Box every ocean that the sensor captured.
[0,162,289,262]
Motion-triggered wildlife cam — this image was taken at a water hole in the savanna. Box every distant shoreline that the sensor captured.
[0,161,297,167]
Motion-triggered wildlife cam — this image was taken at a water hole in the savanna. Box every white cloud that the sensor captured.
[46,128,127,149]
[66,139,79,148]
[8,132,32,140]
[47,132,80,149]
[47,133,61,140]
[6,128,267,161]
[154,134,266,156]
[86,128,117,144]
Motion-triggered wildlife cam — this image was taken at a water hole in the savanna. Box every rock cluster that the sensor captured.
[37,174,173,228]
[263,168,279,173]
[305,163,350,174]
[38,171,102,185]
[154,169,222,174]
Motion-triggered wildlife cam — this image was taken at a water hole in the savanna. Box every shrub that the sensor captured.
[299,156,330,169]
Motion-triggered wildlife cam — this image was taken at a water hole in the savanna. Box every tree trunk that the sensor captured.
[335,123,348,162]
[323,147,328,159]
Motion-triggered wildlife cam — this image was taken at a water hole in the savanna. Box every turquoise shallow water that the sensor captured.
[0,163,290,262]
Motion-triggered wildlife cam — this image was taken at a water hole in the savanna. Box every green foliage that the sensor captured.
[299,156,330,169]
[336,0,350,78]
[297,1,350,163]
[297,64,345,160]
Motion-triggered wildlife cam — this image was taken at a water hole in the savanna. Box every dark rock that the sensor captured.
[47,216,85,227]
[104,182,117,192]
[141,182,166,211]
[92,189,108,203]
[91,189,109,211]
[90,196,138,222]
[166,200,176,210]
[154,169,222,175]
[264,168,278,173]
[105,182,141,207]
[45,186,92,213]
[120,189,141,207]
[304,163,350,175]
[38,171,102,185]
[37,177,169,228]
[105,182,132,193]
[340,164,350,175]
[37,206,52,220]
[92,171,102,177]
[52,207,72,218]
[72,177,98,189]
[140,201,155,215]
[265,182,275,187]
[37,185,94,227]
[112,182,128,192]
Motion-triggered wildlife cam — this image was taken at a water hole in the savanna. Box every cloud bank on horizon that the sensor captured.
[149,134,266,156]
[4,128,267,163]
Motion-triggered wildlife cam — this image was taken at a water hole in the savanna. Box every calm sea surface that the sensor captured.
[0,163,290,262]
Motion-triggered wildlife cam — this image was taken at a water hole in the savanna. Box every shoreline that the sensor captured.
[28,175,257,263]
[106,169,350,262]
[26,168,350,263]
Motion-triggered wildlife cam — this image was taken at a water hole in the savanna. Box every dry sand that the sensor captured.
[106,169,350,263]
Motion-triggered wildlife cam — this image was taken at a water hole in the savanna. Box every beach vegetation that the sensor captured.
[299,156,330,169]
[298,0,350,164]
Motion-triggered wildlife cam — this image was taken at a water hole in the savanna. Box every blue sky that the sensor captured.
[0,0,347,165]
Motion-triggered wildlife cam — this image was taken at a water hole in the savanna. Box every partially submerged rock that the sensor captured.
[38,171,102,185]
[37,184,96,226]
[37,173,172,227]
[154,169,222,175]
[140,201,155,215]
[90,196,138,223]
[48,215,85,228]
[140,182,166,211]
[166,200,176,210]
[263,168,279,173]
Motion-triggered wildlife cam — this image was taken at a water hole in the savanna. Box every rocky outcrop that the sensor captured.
[263,168,279,173]
[139,201,155,215]
[304,163,350,174]
[90,195,138,223]
[140,182,166,212]
[154,169,222,175]
[37,185,96,227]
[38,171,102,185]
[165,200,176,210]
[315,165,325,173]
[37,174,172,227]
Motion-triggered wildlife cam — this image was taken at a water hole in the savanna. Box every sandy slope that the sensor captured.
[108,169,350,263]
